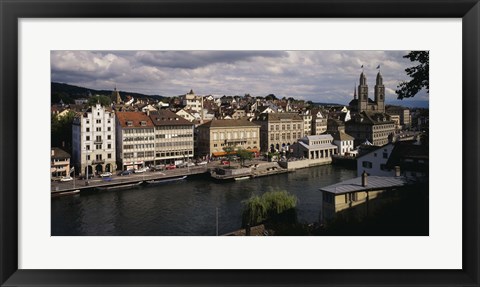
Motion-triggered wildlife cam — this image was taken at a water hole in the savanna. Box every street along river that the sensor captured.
[51,164,356,236]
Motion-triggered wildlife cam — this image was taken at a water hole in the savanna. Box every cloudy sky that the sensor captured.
[51,50,428,105]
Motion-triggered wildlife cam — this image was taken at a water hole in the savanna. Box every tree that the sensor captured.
[222,146,235,168]
[265,94,277,101]
[236,148,253,166]
[51,111,76,154]
[87,94,112,107]
[396,51,429,99]
[242,190,297,227]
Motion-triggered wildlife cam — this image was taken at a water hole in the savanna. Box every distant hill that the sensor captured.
[51,82,166,104]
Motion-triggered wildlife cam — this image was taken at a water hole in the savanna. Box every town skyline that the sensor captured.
[51,50,429,106]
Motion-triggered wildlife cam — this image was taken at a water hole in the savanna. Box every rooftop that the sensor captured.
[198,119,260,128]
[116,111,154,128]
[319,176,408,195]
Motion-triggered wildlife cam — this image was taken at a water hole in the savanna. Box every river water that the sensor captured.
[51,165,356,236]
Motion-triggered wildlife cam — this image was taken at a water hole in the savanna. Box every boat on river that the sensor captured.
[95,181,143,191]
[144,176,187,185]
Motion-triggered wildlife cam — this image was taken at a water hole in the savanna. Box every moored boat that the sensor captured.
[95,181,143,191]
[145,176,187,185]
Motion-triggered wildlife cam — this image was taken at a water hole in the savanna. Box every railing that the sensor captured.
[92,159,105,164]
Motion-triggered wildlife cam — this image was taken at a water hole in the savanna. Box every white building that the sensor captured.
[331,131,355,156]
[290,134,337,160]
[181,89,203,113]
[115,111,155,170]
[356,143,395,177]
[72,103,116,176]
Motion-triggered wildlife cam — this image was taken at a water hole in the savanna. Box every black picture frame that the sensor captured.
[1,0,479,286]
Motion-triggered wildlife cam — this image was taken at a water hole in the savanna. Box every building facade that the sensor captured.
[196,119,260,157]
[115,111,155,170]
[72,103,116,176]
[149,110,195,165]
[289,134,338,160]
[345,111,396,147]
[51,147,71,178]
[254,112,304,152]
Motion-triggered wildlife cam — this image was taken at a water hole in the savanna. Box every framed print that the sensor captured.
[1,0,479,286]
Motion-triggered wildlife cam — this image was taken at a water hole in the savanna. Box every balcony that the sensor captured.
[94,139,103,144]
[92,159,105,164]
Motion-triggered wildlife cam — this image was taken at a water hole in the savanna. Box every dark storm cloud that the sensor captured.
[135,51,289,69]
[51,50,428,104]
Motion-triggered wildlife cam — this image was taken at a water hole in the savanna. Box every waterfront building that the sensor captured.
[289,134,337,160]
[385,141,428,180]
[319,172,408,223]
[330,131,355,156]
[72,103,116,176]
[115,111,155,170]
[196,119,260,157]
[254,112,304,152]
[356,143,395,177]
[51,147,71,178]
[149,110,195,165]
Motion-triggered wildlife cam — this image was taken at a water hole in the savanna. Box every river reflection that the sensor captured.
[51,164,356,236]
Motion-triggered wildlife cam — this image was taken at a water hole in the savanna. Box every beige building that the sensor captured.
[196,119,260,157]
[386,105,411,128]
[345,111,396,147]
[319,173,407,224]
[312,110,328,135]
[149,110,195,165]
[254,112,304,152]
[51,148,71,179]
[115,111,155,170]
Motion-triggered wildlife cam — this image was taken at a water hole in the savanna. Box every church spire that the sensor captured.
[354,83,357,100]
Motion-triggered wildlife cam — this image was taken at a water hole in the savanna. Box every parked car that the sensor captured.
[118,170,133,176]
[165,164,176,170]
[134,167,148,173]
[152,165,165,171]
[196,161,208,166]
[100,172,112,177]
[59,176,73,182]
[186,162,196,167]
[176,162,187,168]
[221,160,230,165]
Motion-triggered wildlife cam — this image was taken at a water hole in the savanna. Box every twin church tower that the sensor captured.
[350,71,385,114]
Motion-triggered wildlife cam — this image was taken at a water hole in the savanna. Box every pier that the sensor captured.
[51,166,209,196]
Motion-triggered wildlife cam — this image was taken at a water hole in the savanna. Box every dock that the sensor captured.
[51,166,208,196]
[210,162,290,181]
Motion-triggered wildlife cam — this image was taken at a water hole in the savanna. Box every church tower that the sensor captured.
[358,72,368,112]
[374,72,385,113]
[111,86,122,105]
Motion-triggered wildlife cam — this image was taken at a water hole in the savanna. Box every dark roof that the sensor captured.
[51,147,70,159]
[330,131,354,141]
[349,111,394,125]
[386,142,428,171]
[319,176,408,194]
[255,112,303,122]
[149,110,192,126]
[198,119,260,128]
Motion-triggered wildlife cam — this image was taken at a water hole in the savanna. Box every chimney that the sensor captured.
[361,170,368,187]
[245,224,251,236]
[395,166,401,177]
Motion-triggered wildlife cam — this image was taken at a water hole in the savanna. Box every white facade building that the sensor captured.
[356,143,395,177]
[72,103,116,176]
[331,131,355,156]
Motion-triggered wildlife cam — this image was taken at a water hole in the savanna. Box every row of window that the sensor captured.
[123,151,155,159]
[85,127,112,132]
[156,150,193,157]
[84,118,113,125]
[270,133,301,141]
[212,131,257,141]
[155,126,192,131]
[269,123,302,131]
[156,142,193,147]
[86,153,112,160]
[123,144,155,150]
[86,135,112,141]
[123,128,154,134]
[156,134,193,139]
[124,136,155,142]
[86,144,113,150]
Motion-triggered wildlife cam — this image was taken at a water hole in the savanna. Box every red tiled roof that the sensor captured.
[116,112,154,128]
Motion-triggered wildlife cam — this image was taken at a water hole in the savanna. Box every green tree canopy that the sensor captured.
[51,111,76,154]
[242,190,297,227]
[236,148,253,166]
[396,51,429,99]
[87,94,112,107]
